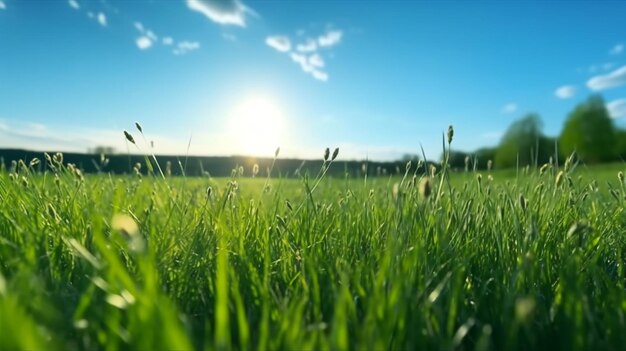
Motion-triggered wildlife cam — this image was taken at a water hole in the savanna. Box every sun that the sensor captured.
[227,94,286,156]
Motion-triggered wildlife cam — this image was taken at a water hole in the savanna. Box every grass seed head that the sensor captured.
[53,152,63,164]
[515,297,536,323]
[487,160,493,172]
[123,130,136,145]
[447,125,454,144]
[539,163,549,175]
[332,147,339,161]
[419,177,432,198]
[165,161,172,177]
[392,182,400,200]
[252,163,259,177]
[112,214,139,237]
[618,171,624,183]
[324,147,330,161]
[555,170,564,187]
[135,122,143,133]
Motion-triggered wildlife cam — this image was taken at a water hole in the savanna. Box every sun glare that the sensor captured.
[227,94,286,156]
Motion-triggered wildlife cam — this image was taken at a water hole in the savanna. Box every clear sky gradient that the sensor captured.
[1,0,625,160]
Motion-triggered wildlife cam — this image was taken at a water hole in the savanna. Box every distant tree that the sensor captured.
[559,95,617,163]
[447,150,470,171]
[89,146,116,155]
[400,153,421,162]
[474,147,497,170]
[495,114,552,168]
[617,129,626,160]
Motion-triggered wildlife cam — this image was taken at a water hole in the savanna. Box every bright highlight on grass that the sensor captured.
[227,94,286,156]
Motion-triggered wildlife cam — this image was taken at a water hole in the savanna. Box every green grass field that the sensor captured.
[1,154,625,350]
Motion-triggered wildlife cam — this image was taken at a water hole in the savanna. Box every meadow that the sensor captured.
[0,151,625,351]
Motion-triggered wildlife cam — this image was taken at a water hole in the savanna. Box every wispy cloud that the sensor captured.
[318,30,342,47]
[265,28,343,82]
[136,36,153,50]
[97,12,107,27]
[554,85,576,99]
[587,65,626,91]
[609,43,624,55]
[309,53,324,68]
[132,21,198,55]
[265,36,291,52]
[296,39,317,53]
[607,98,626,119]
[173,41,200,55]
[186,0,249,27]
[501,103,518,114]
[0,1,6,10]
[311,70,328,82]
[290,53,328,81]
[588,62,615,73]
[133,22,158,50]
[68,0,79,10]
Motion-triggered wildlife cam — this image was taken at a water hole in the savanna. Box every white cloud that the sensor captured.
[607,98,626,119]
[265,35,291,52]
[134,22,144,32]
[309,53,324,68]
[97,12,107,26]
[290,53,328,82]
[68,0,79,10]
[134,22,157,40]
[501,103,517,114]
[0,1,6,10]
[587,65,626,91]
[554,85,576,99]
[186,0,248,27]
[318,30,342,47]
[609,43,624,55]
[173,41,200,55]
[136,36,153,50]
[296,39,317,53]
[588,62,615,73]
[311,70,328,82]
[290,53,314,72]
[145,30,157,41]
[133,22,164,50]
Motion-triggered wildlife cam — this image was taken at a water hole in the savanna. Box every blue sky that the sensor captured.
[1,0,625,160]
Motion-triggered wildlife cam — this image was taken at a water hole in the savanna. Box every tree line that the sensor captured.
[449,95,626,170]
[0,149,437,178]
